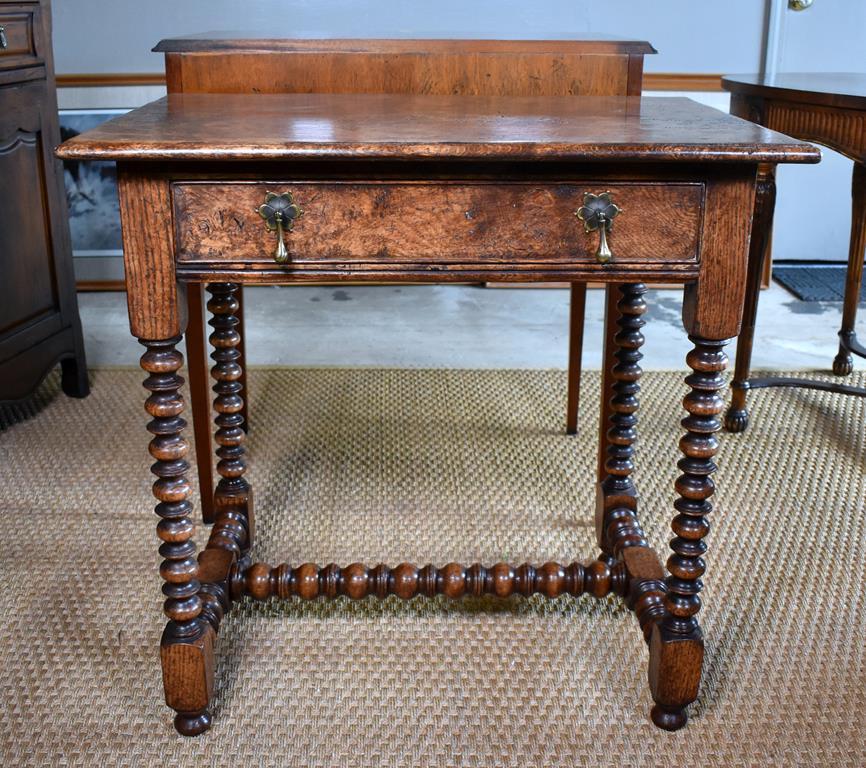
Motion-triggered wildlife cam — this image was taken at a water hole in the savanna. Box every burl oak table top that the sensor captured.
[57,94,817,164]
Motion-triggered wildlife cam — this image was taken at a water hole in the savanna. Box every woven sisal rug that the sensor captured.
[1,367,864,767]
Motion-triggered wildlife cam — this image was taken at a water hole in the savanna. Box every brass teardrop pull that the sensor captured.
[576,192,622,265]
[256,191,303,264]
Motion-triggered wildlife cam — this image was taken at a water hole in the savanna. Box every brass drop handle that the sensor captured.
[0,26,8,50]
[576,192,622,265]
[256,191,303,264]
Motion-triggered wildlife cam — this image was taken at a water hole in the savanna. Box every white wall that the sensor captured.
[52,0,865,277]
[52,0,768,74]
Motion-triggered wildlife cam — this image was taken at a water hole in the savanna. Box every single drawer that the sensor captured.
[173,181,704,273]
[0,9,40,70]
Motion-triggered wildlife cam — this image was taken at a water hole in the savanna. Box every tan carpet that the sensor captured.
[1,367,864,767]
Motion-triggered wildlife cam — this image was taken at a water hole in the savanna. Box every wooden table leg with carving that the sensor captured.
[595,282,668,642]
[206,282,254,565]
[648,170,753,729]
[833,162,866,376]
[188,282,250,526]
[141,336,216,736]
[649,335,728,729]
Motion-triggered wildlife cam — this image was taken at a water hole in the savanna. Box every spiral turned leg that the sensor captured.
[207,283,253,561]
[141,338,214,736]
[649,336,728,731]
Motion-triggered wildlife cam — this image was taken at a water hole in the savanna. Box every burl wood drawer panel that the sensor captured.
[0,9,39,70]
[172,181,704,270]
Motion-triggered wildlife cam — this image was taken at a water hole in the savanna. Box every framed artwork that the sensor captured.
[58,109,129,274]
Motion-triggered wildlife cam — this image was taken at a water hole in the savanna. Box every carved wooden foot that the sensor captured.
[141,337,214,736]
[723,403,749,434]
[723,381,750,432]
[649,336,728,730]
[173,710,213,738]
[207,283,254,558]
[161,622,215,737]
[650,702,690,731]
[832,347,854,376]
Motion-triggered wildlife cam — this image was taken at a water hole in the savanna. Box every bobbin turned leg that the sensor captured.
[207,283,254,561]
[235,285,250,433]
[596,282,646,554]
[649,336,728,731]
[141,338,214,737]
[594,283,667,640]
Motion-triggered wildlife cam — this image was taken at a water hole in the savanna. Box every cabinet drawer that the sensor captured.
[173,181,704,272]
[0,9,40,70]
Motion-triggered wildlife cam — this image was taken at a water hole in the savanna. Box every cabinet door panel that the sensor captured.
[0,125,57,336]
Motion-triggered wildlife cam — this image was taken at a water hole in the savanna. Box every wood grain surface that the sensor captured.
[153,36,656,54]
[723,72,866,111]
[172,181,703,268]
[56,94,821,164]
[165,52,637,98]
[117,169,184,339]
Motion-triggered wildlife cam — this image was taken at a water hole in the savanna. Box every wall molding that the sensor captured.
[76,280,126,292]
[643,73,722,91]
[58,71,724,91]
[57,73,167,86]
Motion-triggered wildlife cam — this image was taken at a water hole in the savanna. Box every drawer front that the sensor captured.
[173,181,703,272]
[0,10,39,70]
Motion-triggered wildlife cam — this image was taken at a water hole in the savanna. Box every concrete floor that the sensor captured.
[79,283,864,371]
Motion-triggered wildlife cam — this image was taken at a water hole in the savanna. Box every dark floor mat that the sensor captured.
[773,265,866,302]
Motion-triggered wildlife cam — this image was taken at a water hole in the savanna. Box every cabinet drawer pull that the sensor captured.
[256,191,303,263]
[0,26,8,50]
[577,191,622,264]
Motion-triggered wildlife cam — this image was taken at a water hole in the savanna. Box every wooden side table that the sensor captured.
[152,35,657,522]
[57,92,817,736]
[722,73,866,432]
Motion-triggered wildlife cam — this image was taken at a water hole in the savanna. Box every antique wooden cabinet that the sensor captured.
[0,0,87,401]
